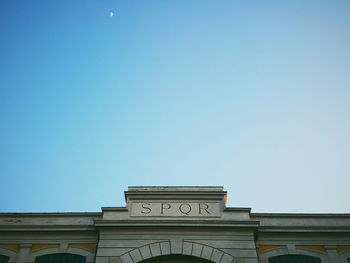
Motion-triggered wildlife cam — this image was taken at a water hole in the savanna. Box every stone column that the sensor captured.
[15,244,31,263]
[326,245,340,263]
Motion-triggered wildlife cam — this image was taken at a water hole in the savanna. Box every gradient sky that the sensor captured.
[1,0,350,213]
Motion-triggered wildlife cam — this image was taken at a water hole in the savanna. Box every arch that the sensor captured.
[0,248,17,263]
[34,253,85,263]
[27,247,95,263]
[259,247,329,263]
[119,241,234,263]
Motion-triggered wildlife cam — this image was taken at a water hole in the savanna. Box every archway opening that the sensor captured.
[34,253,86,263]
[141,255,214,263]
[0,255,9,263]
[268,255,321,263]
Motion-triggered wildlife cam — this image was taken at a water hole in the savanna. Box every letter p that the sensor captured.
[161,203,171,214]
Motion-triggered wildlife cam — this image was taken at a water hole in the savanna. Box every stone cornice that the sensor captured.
[127,186,224,191]
[251,213,350,217]
[0,225,97,231]
[93,219,259,228]
[124,186,227,203]
[257,225,350,233]
[224,207,252,212]
[101,207,128,212]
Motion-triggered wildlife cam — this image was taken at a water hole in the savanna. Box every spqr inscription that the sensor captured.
[130,202,220,217]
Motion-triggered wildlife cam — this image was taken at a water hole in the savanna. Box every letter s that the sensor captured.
[141,203,151,214]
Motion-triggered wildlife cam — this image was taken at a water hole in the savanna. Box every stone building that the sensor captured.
[0,186,350,263]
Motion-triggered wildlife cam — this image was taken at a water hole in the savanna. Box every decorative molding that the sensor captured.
[258,245,286,254]
[69,244,97,252]
[94,219,259,228]
[336,245,350,254]
[257,225,350,233]
[296,245,326,254]
[0,225,96,232]
[31,244,59,252]
[0,244,20,252]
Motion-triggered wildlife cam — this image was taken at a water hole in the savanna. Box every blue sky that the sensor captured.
[1,0,350,213]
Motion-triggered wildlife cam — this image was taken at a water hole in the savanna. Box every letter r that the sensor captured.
[199,203,210,214]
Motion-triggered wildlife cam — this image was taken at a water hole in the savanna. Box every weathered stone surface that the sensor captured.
[97,248,133,257]
[183,242,193,255]
[192,243,203,257]
[139,246,152,260]
[201,246,214,260]
[160,241,171,255]
[211,249,224,263]
[95,257,109,263]
[190,240,256,249]
[120,253,133,263]
[170,240,182,254]
[109,257,122,263]
[129,249,143,263]
[98,240,157,248]
[149,243,161,257]
[220,253,233,263]
[222,248,257,258]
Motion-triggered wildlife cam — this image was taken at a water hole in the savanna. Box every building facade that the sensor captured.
[1,187,350,263]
